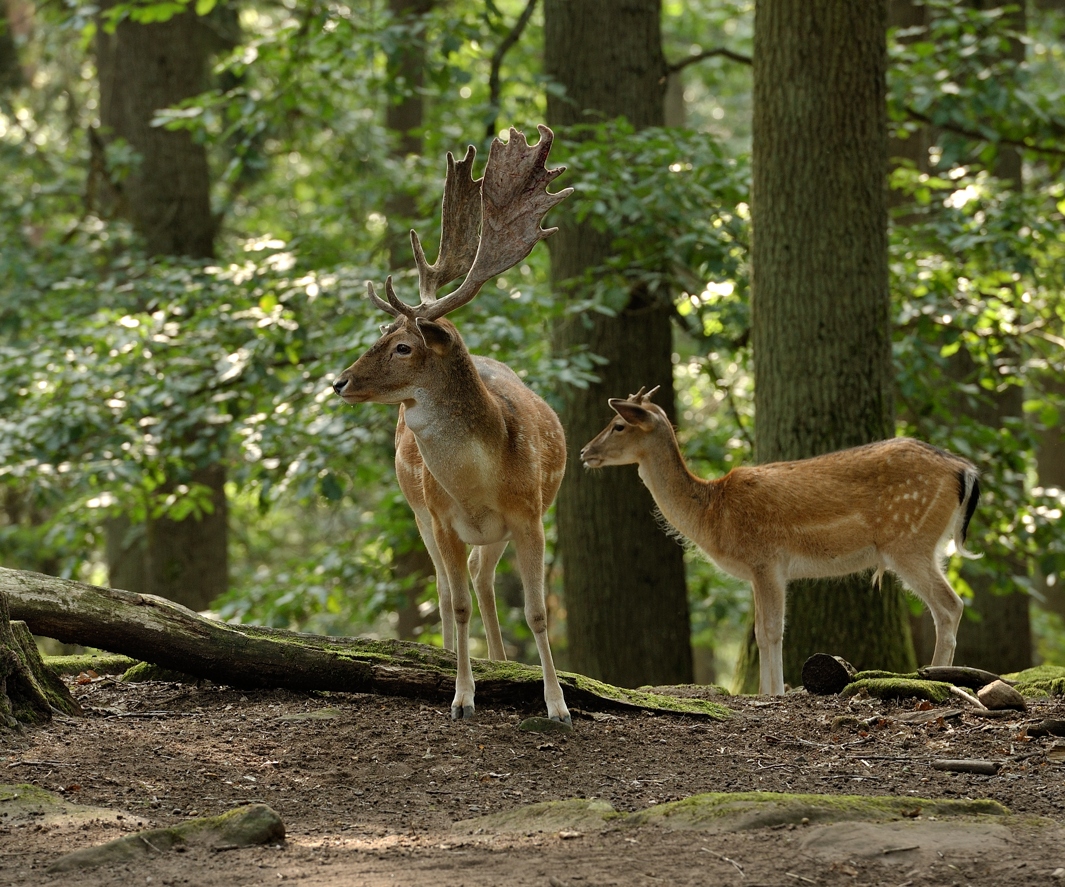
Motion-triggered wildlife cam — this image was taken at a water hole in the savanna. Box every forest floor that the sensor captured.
[2,675,1065,887]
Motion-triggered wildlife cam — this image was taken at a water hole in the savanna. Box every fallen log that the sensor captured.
[917,665,1006,690]
[0,567,728,720]
[801,653,857,695]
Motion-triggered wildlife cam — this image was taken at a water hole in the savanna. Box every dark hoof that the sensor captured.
[451,704,475,721]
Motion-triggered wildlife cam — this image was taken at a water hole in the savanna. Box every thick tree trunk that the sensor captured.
[95,4,216,257]
[544,0,693,688]
[94,5,229,611]
[0,591,81,726]
[745,0,915,690]
[0,568,727,719]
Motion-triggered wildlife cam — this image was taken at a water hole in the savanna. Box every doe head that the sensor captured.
[580,386,666,468]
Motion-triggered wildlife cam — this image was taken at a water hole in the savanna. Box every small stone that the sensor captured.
[977,680,1026,711]
[519,717,573,734]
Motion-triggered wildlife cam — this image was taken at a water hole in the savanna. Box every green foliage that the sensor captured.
[1,0,1062,673]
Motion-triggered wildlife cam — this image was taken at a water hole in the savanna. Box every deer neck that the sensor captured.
[401,351,502,460]
[636,432,717,546]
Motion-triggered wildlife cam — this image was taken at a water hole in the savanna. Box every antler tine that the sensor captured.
[366,280,398,317]
[422,124,573,322]
[366,277,414,319]
[627,385,661,404]
[412,145,482,305]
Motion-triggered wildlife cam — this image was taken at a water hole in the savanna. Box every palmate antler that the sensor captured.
[367,124,572,322]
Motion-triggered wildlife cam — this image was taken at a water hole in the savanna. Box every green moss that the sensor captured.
[631,791,1009,831]
[45,654,140,676]
[841,677,954,703]
[853,670,919,681]
[560,671,731,719]
[121,661,197,683]
[0,783,62,806]
[47,803,285,872]
[1004,665,1065,698]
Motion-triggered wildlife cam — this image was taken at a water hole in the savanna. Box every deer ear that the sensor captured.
[609,399,654,430]
[414,317,453,355]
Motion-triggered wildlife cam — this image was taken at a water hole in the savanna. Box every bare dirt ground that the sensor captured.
[2,675,1064,887]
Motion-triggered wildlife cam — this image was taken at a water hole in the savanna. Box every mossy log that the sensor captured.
[0,567,728,720]
[0,590,82,726]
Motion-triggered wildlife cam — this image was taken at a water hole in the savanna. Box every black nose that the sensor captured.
[333,378,347,395]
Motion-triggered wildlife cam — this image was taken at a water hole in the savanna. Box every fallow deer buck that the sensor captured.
[332,125,572,724]
[581,387,981,696]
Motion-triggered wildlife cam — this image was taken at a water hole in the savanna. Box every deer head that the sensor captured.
[580,386,666,468]
[332,125,572,406]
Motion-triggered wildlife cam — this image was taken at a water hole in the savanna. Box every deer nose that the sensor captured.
[332,378,348,395]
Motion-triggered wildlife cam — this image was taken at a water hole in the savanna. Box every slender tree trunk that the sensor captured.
[544,0,693,687]
[745,0,915,690]
[947,0,1031,672]
[891,0,1033,671]
[94,4,228,609]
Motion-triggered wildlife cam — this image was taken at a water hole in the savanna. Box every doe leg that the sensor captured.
[891,557,964,666]
[752,572,787,696]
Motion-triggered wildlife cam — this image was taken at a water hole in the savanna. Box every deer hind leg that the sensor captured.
[468,541,508,661]
[430,520,476,720]
[751,571,787,696]
[414,509,455,651]
[511,522,570,725]
[888,554,964,667]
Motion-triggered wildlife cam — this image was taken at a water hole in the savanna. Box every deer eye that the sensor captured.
[395,343,412,356]
[613,423,625,432]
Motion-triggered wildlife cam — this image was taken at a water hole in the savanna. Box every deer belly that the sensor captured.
[786,545,879,580]
[450,508,510,546]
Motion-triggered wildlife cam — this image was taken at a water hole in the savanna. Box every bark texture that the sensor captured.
[0,590,81,726]
[94,3,217,258]
[747,0,915,689]
[544,0,693,687]
[94,6,230,610]
[1,567,727,719]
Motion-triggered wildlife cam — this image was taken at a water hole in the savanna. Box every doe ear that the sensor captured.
[609,398,654,430]
[414,317,453,355]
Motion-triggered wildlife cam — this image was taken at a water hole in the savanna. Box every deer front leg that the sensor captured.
[512,522,570,725]
[414,509,455,651]
[468,541,508,661]
[431,521,476,720]
[751,571,787,696]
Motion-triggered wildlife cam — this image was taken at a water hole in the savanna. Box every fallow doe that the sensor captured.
[580,387,980,696]
[332,125,572,724]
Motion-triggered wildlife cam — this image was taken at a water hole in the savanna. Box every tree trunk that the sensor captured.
[745,0,915,690]
[544,0,693,688]
[94,3,229,610]
[947,0,1031,673]
[94,3,217,257]
[0,567,727,720]
[0,590,81,727]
